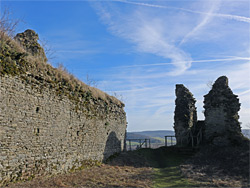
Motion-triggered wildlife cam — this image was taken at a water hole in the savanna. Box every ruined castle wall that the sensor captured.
[203,76,242,146]
[0,75,126,184]
[174,84,197,145]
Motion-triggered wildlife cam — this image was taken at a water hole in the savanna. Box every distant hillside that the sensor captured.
[126,133,162,143]
[128,130,174,138]
[128,129,250,141]
[127,130,175,144]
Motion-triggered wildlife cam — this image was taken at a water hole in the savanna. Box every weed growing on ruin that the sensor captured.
[69,160,102,173]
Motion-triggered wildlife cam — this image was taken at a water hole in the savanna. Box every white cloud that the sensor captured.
[127,113,174,131]
[227,62,250,91]
[116,0,250,23]
[117,57,250,69]
[93,3,192,75]
[238,89,250,96]
[180,0,221,45]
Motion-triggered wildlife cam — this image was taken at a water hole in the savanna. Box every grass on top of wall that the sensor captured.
[0,30,123,111]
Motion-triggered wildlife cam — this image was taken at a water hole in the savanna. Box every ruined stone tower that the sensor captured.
[14,29,47,62]
[203,76,242,146]
[174,84,197,145]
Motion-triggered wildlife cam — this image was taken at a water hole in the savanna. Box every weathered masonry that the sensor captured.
[203,76,242,146]
[174,84,197,145]
[0,30,127,184]
[173,76,243,147]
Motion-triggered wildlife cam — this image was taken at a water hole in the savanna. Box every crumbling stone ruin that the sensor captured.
[14,29,47,61]
[204,76,242,146]
[174,84,197,145]
[174,76,243,147]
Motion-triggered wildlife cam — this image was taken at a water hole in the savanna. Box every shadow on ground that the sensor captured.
[106,142,250,187]
[106,146,201,187]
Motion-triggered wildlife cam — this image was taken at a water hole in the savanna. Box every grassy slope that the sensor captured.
[131,148,200,187]
[109,144,249,187]
[126,141,138,146]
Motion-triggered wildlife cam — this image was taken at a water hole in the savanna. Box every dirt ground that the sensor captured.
[4,142,249,188]
[6,164,152,188]
[181,142,250,187]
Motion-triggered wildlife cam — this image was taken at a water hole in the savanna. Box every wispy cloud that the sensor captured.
[180,0,221,45]
[98,58,250,130]
[93,1,250,76]
[238,89,250,96]
[93,2,193,75]
[117,57,250,68]
[116,0,250,23]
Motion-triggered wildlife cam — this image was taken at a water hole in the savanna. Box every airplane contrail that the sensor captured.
[116,0,250,24]
[119,57,250,68]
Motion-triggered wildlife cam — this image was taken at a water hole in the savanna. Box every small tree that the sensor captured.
[0,8,20,38]
[0,8,21,56]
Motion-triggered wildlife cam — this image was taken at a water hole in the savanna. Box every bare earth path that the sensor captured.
[5,144,249,188]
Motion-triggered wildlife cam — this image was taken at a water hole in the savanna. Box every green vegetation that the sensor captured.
[152,136,176,144]
[69,159,102,173]
[152,137,165,142]
[150,149,198,187]
[153,167,198,188]
[126,147,201,187]
[104,122,110,129]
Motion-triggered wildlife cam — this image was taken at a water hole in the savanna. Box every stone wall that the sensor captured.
[174,84,197,145]
[0,75,126,184]
[203,76,242,146]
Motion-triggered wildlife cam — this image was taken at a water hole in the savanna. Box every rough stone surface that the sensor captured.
[14,29,47,62]
[0,75,126,185]
[194,120,205,137]
[174,84,197,145]
[203,76,242,146]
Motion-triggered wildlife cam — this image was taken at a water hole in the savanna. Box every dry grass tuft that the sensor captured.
[7,164,152,188]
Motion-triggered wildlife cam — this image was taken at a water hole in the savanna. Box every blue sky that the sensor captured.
[1,0,250,131]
